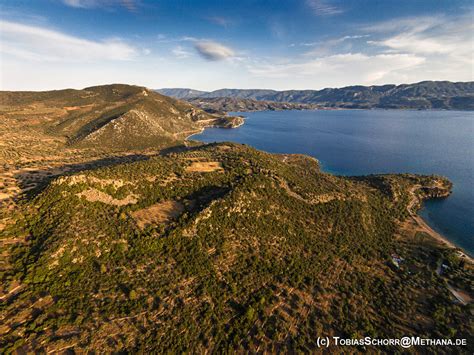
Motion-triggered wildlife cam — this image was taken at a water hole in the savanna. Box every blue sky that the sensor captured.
[1,0,472,90]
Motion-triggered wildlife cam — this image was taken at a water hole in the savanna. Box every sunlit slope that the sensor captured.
[3,143,468,353]
[0,84,242,150]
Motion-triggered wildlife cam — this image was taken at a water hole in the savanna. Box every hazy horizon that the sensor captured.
[4,79,474,93]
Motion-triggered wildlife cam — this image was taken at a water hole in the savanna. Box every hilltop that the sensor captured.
[158,81,474,110]
[0,84,242,152]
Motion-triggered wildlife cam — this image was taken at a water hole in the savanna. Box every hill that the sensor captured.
[158,81,474,110]
[0,84,243,151]
[187,97,319,114]
[157,88,209,100]
[1,142,472,353]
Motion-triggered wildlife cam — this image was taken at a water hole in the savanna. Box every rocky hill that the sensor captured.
[0,84,242,151]
[158,81,474,110]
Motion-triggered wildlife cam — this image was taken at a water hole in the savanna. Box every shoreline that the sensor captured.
[187,117,473,263]
[408,186,473,263]
[413,211,472,261]
[186,115,246,141]
[185,128,204,141]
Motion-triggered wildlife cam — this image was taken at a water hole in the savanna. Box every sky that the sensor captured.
[0,0,473,91]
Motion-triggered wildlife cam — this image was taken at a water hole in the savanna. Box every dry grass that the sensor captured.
[76,188,139,206]
[131,200,184,229]
[185,161,223,173]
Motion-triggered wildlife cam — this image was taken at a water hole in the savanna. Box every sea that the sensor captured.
[191,109,474,256]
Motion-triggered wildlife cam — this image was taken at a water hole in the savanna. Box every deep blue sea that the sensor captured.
[192,109,474,256]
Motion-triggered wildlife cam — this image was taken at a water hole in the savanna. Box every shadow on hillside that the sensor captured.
[12,142,228,201]
[14,153,156,201]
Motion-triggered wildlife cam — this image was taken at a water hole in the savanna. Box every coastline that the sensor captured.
[185,128,204,141]
[186,115,246,141]
[187,114,473,263]
[408,186,473,263]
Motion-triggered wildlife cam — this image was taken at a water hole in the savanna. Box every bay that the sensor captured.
[192,109,474,256]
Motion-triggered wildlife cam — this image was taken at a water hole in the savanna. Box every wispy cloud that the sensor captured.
[366,15,473,64]
[363,16,443,34]
[206,16,233,27]
[0,20,137,61]
[62,0,138,11]
[194,41,235,61]
[248,53,424,84]
[296,35,369,48]
[172,45,191,59]
[306,0,343,16]
[297,34,369,58]
[257,13,473,87]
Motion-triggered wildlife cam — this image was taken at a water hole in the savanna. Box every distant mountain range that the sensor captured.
[158,81,474,110]
[186,97,319,114]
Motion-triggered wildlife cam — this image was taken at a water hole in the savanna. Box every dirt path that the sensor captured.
[446,284,472,305]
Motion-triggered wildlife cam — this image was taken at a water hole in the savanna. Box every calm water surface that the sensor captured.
[192,110,474,256]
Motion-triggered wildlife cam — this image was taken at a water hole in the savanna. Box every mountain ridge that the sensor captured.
[0,84,243,151]
[158,81,474,110]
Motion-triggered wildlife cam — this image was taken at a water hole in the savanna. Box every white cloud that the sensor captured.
[246,14,473,88]
[366,15,474,69]
[194,41,235,61]
[0,20,137,62]
[172,45,191,59]
[300,34,370,57]
[306,0,343,16]
[63,0,96,7]
[367,14,474,81]
[363,16,443,35]
[62,0,138,11]
[248,53,425,86]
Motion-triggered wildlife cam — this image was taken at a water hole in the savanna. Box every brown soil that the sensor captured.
[131,200,184,229]
[185,161,224,173]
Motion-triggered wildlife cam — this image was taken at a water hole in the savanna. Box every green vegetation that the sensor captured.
[187,97,318,114]
[1,143,471,353]
[0,84,242,152]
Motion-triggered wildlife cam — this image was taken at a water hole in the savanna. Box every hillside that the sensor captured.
[158,81,474,110]
[187,97,319,114]
[1,142,472,353]
[0,84,243,151]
